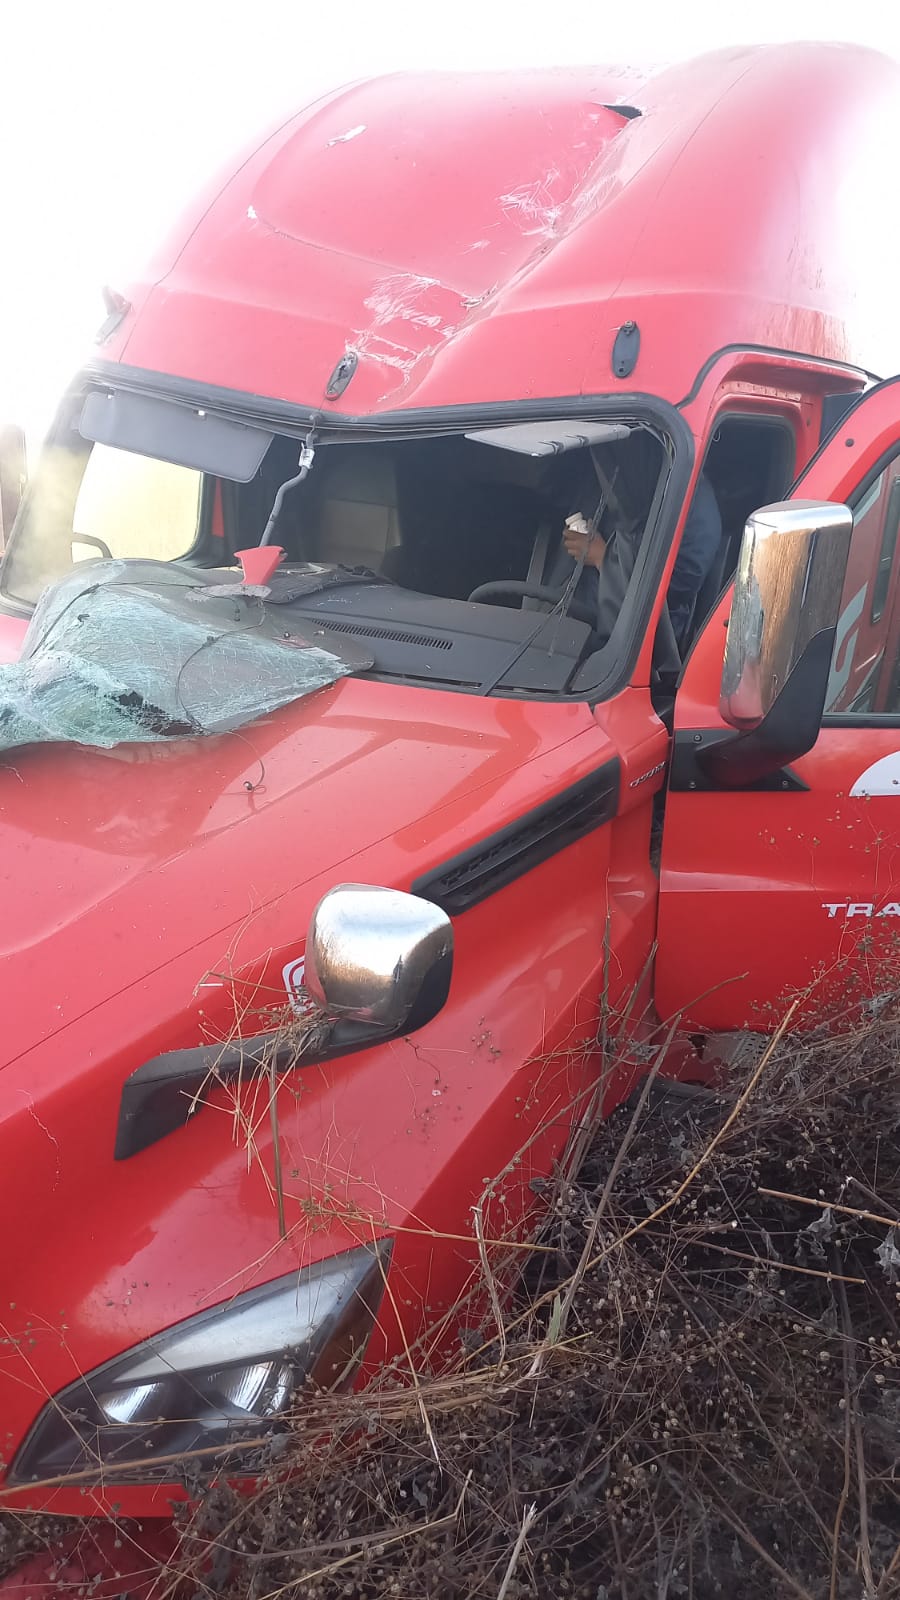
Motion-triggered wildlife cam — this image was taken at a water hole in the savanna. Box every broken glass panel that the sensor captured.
[0,559,373,754]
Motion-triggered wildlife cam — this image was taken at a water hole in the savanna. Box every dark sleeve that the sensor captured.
[668,475,722,604]
[594,525,639,647]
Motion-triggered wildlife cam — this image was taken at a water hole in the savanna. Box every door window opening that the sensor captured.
[679,415,797,660]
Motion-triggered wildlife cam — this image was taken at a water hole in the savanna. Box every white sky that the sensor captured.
[2,0,899,446]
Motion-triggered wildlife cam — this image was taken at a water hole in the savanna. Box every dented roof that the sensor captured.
[103,44,900,415]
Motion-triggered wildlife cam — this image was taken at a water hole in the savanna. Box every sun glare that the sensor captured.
[1,0,897,447]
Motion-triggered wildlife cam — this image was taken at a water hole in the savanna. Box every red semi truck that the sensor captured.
[1,39,900,1590]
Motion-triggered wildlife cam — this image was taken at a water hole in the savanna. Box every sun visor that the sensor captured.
[465,421,632,457]
[79,389,274,482]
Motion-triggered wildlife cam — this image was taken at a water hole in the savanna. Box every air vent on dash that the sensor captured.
[412,761,620,916]
[320,619,453,650]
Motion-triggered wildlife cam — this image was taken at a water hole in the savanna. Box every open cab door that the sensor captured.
[656,377,900,1031]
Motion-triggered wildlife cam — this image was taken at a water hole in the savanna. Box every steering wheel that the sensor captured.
[72,532,114,561]
[467,578,596,628]
[467,579,560,606]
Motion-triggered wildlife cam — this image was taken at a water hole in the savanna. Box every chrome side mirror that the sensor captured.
[0,424,27,548]
[305,884,453,1033]
[704,500,852,787]
[720,499,853,730]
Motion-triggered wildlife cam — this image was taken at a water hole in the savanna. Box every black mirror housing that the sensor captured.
[701,628,837,787]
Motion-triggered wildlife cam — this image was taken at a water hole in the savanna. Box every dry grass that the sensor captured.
[3,1000,900,1599]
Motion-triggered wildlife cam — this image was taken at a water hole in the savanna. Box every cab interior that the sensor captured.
[3,396,797,701]
[224,412,795,671]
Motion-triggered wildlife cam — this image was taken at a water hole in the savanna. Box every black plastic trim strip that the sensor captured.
[80,359,683,438]
[412,760,620,915]
[825,713,900,728]
[84,349,874,431]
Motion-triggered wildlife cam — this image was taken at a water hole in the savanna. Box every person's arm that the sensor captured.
[562,512,606,570]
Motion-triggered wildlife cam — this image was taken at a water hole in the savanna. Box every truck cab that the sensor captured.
[0,41,898,1553]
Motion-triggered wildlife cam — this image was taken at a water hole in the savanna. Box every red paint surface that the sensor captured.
[657,378,900,1026]
[0,1522,176,1598]
[0,683,664,1517]
[0,42,898,1569]
[98,47,900,412]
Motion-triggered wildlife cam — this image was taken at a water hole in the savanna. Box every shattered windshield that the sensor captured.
[0,560,373,754]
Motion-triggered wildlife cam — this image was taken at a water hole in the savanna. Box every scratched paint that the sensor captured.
[363,273,441,323]
[499,169,566,238]
[327,124,367,147]
[352,272,464,394]
[345,101,627,399]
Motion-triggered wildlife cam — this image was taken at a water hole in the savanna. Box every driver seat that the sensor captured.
[520,520,557,609]
[312,450,402,571]
[383,476,544,599]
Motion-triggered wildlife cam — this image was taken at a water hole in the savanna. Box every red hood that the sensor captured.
[0,612,27,662]
[0,675,591,1067]
[0,673,613,1516]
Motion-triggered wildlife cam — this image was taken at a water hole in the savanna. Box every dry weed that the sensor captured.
[4,999,900,1599]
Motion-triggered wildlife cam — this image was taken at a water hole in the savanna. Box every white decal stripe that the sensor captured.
[849,752,900,797]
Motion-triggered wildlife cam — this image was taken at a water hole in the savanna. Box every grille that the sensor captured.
[320,619,453,650]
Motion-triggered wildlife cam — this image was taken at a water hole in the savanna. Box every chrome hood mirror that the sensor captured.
[305,885,453,1033]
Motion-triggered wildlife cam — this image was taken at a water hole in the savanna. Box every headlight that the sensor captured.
[10,1241,390,1484]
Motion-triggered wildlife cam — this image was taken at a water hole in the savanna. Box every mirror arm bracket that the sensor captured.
[114,1015,387,1161]
[672,626,835,793]
[114,886,454,1161]
[668,729,809,793]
